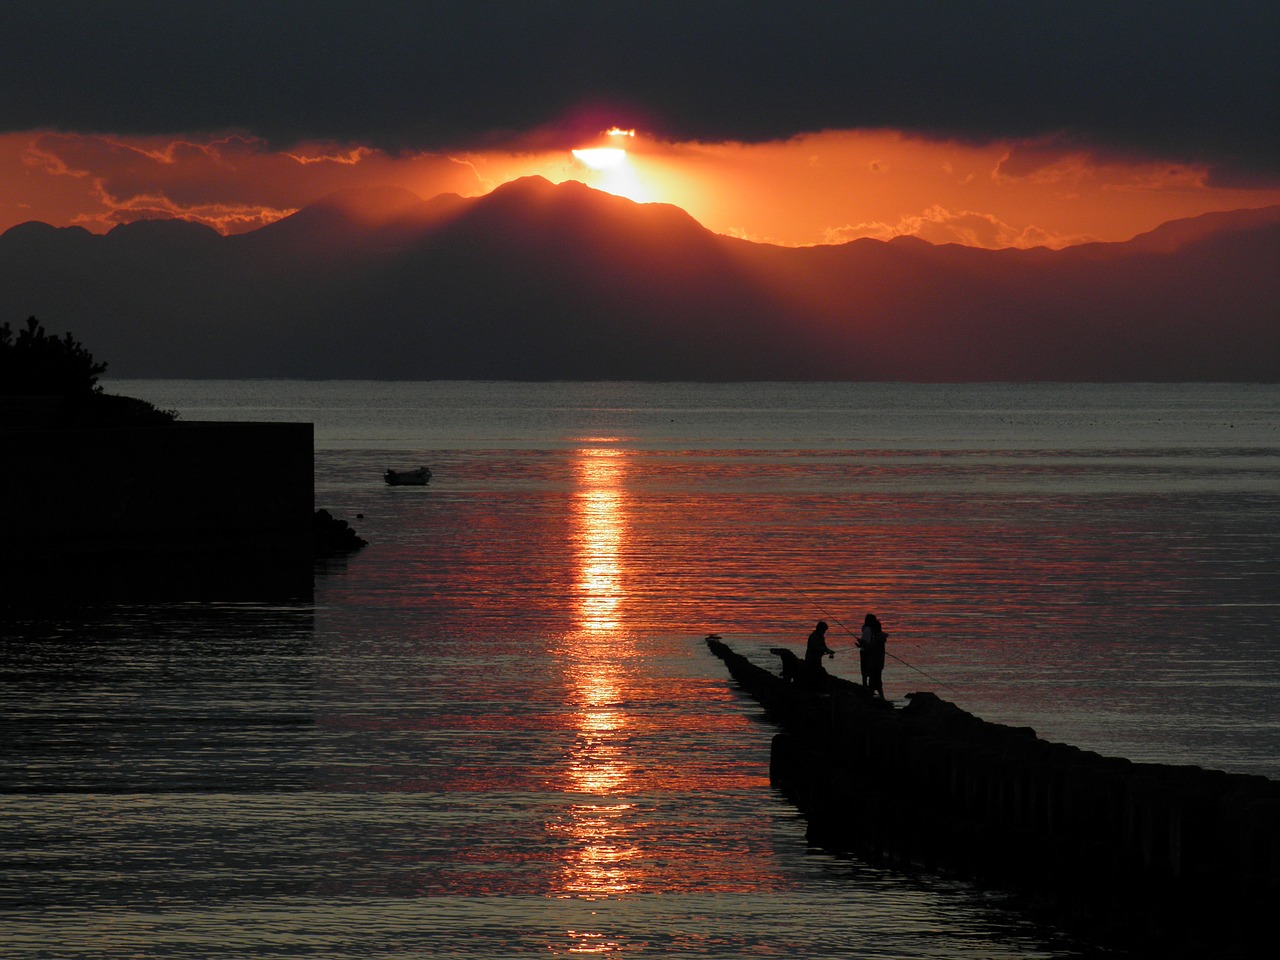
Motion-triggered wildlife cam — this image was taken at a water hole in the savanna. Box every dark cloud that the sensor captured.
[3,1,1277,181]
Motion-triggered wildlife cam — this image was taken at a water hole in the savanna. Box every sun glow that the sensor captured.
[571,147,626,170]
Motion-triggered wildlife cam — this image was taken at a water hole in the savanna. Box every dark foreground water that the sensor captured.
[4,382,1278,958]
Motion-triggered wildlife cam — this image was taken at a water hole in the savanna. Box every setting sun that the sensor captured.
[566,135,654,204]
[571,147,626,169]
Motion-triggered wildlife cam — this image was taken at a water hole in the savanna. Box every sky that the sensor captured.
[2,1,1278,249]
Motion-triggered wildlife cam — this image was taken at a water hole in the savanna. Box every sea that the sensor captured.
[3,380,1278,959]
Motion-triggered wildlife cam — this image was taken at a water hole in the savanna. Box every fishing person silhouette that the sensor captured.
[769,620,835,687]
[805,620,835,672]
[857,613,888,699]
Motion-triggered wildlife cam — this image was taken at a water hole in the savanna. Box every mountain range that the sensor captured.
[2,177,1277,380]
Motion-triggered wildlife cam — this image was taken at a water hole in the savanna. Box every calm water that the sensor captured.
[4,381,1279,958]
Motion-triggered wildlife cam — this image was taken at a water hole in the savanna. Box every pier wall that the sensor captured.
[2,420,315,599]
[708,638,1280,956]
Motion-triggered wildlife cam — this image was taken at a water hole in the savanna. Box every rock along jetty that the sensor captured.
[707,636,1280,959]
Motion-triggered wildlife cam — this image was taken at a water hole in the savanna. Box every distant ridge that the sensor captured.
[1121,205,1280,255]
[1,183,1276,381]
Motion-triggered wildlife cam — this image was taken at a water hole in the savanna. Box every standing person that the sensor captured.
[858,613,887,698]
[805,620,834,674]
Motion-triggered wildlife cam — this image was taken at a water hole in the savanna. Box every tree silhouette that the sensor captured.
[1,316,175,424]
[1,315,107,397]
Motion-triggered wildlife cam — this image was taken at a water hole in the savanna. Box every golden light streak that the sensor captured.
[549,441,641,900]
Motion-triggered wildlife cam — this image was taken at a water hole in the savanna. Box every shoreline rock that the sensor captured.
[313,509,367,557]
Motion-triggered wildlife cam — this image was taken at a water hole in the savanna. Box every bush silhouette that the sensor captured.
[1,315,107,397]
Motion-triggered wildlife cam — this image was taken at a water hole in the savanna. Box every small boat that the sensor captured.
[384,467,431,486]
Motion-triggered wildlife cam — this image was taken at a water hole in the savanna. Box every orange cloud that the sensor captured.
[639,131,1280,249]
[823,206,1090,250]
[7,132,485,234]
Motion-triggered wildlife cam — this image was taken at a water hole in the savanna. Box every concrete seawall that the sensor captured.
[708,637,1280,957]
[2,420,315,599]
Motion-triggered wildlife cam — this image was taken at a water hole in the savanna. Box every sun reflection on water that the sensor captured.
[550,441,640,906]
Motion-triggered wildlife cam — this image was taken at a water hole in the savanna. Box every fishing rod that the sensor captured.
[773,571,958,692]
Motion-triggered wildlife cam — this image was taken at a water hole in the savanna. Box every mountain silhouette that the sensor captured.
[1,178,1277,380]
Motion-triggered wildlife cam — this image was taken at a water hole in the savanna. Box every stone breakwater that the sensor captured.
[707,637,1280,958]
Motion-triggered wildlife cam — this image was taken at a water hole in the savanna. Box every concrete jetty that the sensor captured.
[707,637,1280,958]
[2,416,316,599]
